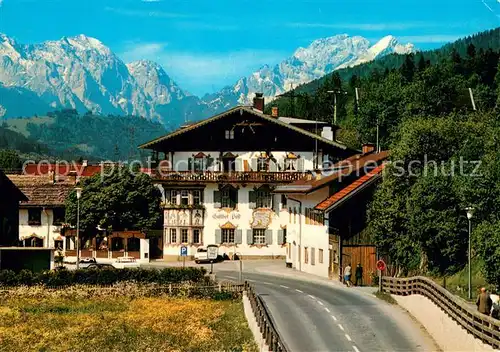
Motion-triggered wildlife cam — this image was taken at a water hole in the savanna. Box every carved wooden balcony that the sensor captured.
[153,170,307,184]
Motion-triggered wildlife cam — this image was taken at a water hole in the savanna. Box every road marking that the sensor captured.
[324,307,330,313]
[345,334,352,341]
[262,282,272,285]
[338,324,345,331]
[308,294,315,299]
[317,301,324,306]
[353,346,360,352]
[295,289,303,293]
[246,279,255,282]
[331,315,338,321]
[280,285,289,289]
[225,276,237,279]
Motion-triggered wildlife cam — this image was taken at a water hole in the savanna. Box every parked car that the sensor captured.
[85,263,115,270]
[112,256,140,269]
[194,247,223,264]
[78,257,97,269]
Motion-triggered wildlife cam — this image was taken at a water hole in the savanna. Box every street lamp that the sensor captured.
[466,206,474,300]
[75,187,82,270]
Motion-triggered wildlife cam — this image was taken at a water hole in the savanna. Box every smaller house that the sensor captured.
[275,145,388,284]
[7,175,74,250]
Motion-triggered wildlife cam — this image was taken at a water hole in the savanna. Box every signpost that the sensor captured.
[207,245,218,274]
[376,259,386,292]
[180,246,188,268]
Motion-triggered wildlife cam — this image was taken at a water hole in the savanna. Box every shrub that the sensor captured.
[0,267,207,287]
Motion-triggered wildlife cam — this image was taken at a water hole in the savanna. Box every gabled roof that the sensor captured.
[138,106,352,151]
[315,164,386,213]
[274,150,389,194]
[0,170,28,202]
[7,175,73,207]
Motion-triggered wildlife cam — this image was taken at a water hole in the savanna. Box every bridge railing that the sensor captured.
[382,276,500,349]
[246,282,289,352]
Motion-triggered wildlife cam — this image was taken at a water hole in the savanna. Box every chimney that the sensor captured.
[82,160,88,167]
[321,126,334,141]
[362,143,376,155]
[271,106,279,117]
[253,93,264,112]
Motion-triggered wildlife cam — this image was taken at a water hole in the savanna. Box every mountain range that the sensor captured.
[0,33,415,126]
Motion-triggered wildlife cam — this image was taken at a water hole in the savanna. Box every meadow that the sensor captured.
[0,295,258,352]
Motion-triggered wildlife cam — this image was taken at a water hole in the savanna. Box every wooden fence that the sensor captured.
[382,276,500,349]
[246,284,289,352]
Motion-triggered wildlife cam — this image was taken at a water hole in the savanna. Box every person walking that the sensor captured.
[355,263,363,286]
[344,263,352,287]
[476,287,493,315]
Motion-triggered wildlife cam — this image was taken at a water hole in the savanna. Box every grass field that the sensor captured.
[0,296,258,352]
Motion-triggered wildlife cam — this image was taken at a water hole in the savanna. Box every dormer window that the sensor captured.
[192,152,207,172]
[285,152,298,171]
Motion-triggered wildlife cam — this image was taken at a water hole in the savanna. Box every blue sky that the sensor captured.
[0,0,499,96]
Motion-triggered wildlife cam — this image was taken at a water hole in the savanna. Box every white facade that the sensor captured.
[18,208,66,249]
[285,188,331,278]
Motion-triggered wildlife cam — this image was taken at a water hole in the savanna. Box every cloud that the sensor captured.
[121,42,168,61]
[104,6,189,19]
[397,34,466,43]
[480,0,500,18]
[285,22,441,31]
[0,0,3,7]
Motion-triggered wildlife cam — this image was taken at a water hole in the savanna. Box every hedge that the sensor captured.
[0,267,207,287]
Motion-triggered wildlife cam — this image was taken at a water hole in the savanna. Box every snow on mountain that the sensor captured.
[0,34,196,124]
[203,34,415,112]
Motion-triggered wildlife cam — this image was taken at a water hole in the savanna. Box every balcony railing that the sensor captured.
[153,171,307,183]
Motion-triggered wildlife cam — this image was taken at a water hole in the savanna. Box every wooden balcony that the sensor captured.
[153,171,307,184]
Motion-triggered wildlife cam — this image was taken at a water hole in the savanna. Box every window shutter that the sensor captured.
[215,229,222,244]
[230,188,238,209]
[248,190,256,209]
[265,229,273,245]
[247,229,253,245]
[269,159,277,172]
[297,158,305,172]
[250,158,257,171]
[277,229,284,245]
[272,194,279,214]
[188,157,193,171]
[235,229,243,244]
[213,191,221,208]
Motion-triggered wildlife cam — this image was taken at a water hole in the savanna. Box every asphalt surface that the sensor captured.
[218,270,437,352]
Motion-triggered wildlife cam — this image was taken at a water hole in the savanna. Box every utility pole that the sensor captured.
[468,88,477,111]
[376,117,380,153]
[327,90,347,125]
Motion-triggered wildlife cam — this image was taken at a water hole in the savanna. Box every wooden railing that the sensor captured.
[246,283,289,352]
[153,171,307,183]
[382,276,500,349]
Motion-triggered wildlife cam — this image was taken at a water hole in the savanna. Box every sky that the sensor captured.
[0,0,499,96]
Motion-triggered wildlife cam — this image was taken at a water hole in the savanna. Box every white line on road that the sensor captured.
[308,294,315,299]
[353,345,360,352]
[246,279,255,282]
[345,334,352,341]
[331,315,338,321]
[225,276,237,279]
[280,285,289,289]
[317,301,324,306]
[262,282,272,285]
[295,289,303,293]
[338,324,345,331]
[324,307,331,313]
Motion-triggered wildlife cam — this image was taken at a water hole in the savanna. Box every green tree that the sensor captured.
[65,167,162,235]
[0,149,22,171]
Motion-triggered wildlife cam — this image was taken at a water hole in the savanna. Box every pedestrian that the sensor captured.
[355,263,363,286]
[344,263,352,287]
[490,290,499,319]
[476,287,493,315]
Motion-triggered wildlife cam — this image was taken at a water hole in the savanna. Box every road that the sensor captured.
[217,270,438,352]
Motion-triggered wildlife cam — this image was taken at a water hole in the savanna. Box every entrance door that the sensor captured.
[342,246,376,285]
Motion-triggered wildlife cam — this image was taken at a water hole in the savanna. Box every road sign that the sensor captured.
[376,259,386,271]
[180,246,188,257]
[207,245,218,260]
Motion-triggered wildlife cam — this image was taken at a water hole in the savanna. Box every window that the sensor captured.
[311,248,315,265]
[283,229,287,244]
[181,229,188,243]
[319,249,324,264]
[222,229,235,243]
[28,208,42,225]
[257,157,268,172]
[285,158,297,171]
[169,229,177,243]
[256,189,272,208]
[304,247,309,264]
[221,187,237,208]
[193,157,205,172]
[52,208,65,226]
[193,229,201,244]
[193,190,202,205]
[169,190,178,205]
[252,229,266,245]
[181,190,189,206]
[306,208,324,225]
[225,130,234,139]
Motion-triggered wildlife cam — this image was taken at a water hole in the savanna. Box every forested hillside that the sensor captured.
[269,27,500,287]
[3,110,167,161]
